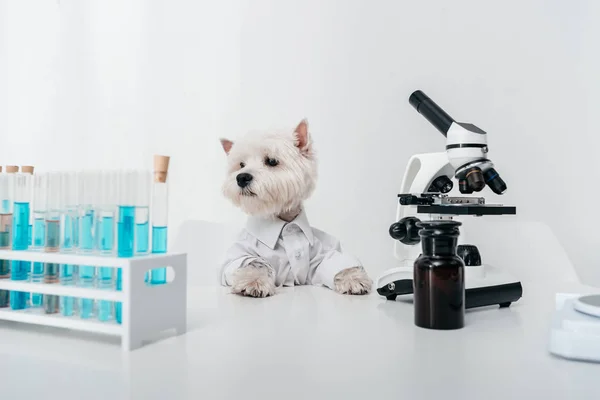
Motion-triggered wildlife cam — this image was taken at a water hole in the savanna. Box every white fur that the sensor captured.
[334,267,372,295]
[222,129,317,218]
[231,263,276,298]
[221,120,372,297]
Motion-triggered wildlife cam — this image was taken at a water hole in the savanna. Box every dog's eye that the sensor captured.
[239,162,245,168]
[265,157,279,167]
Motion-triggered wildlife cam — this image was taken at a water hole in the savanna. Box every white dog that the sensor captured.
[218,119,372,297]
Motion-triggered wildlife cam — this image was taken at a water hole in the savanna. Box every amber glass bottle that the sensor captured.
[413,220,465,330]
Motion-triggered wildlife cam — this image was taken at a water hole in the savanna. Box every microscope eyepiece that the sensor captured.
[483,168,507,195]
[409,90,455,137]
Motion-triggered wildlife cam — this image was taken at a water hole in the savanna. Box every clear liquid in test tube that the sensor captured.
[135,170,151,255]
[30,173,48,308]
[60,172,78,316]
[0,171,11,308]
[96,171,117,321]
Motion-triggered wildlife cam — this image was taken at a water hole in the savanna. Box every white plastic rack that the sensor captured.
[0,250,187,351]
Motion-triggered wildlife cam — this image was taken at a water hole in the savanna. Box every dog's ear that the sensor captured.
[220,138,234,155]
[294,119,311,152]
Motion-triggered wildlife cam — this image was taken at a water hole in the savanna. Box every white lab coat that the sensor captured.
[220,209,362,289]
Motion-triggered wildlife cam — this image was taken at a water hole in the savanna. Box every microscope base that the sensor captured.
[376,264,523,309]
[549,296,600,363]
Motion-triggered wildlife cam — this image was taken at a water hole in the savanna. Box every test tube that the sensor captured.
[0,170,11,308]
[44,172,61,314]
[60,172,78,316]
[150,155,170,284]
[115,170,137,324]
[32,173,47,251]
[45,172,61,253]
[96,171,117,321]
[11,166,31,310]
[78,171,96,253]
[12,169,31,250]
[30,173,47,308]
[78,171,97,318]
[135,170,151,255]
[22,166,34,246]
[61,172,79,251]
[21,166,35,308]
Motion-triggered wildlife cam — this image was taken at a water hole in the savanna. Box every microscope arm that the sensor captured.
[393,152,454,261]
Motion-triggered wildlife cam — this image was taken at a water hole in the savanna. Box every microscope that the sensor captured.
[376,90,523,309]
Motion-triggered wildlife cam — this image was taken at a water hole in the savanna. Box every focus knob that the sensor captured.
[389,222,407,241]
[428,175,454,194]
[389,217,421,245]
[457,244,481,266]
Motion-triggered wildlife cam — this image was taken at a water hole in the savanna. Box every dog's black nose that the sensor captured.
[236,173,253,188]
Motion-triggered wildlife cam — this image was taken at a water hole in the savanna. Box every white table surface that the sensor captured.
[1,282,599,400]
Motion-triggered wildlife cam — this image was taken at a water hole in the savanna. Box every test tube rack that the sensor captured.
[0,250,187,351]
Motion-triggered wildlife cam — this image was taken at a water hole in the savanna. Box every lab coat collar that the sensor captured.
[246,209,315,250]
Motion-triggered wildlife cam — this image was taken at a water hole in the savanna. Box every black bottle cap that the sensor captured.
[416,220,462,239]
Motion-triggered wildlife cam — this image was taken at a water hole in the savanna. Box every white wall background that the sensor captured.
[1,0,599,285]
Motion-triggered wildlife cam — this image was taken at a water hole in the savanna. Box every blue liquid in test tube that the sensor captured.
[13,202,30,251]
[151,226,168,283]
[44,172,65,314]
[97,214,115,321]
[31,217,46,307]
[0,173,12,308]
[44,217,61,314]
[60,264,76,316]
[96,171,118,322]
[60,212,78,316]
[0,228,9,308]
[79,210,95,318]
[118,206,135,258]
[116,205,135,324]
[30,173,47,308]
[136,219,149,253]
[11,200,30,310]
[115,171,139,324]
[77,171,98,319]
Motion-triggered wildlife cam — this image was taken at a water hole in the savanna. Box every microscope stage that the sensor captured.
[416,204,516,216]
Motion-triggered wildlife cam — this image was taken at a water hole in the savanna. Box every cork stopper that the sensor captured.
[21,165,34,174]
[153,155,170,183]
[6,165,18,173]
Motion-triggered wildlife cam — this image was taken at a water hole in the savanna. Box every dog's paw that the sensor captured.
[231,261,276,298]
[334,267,372,295]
